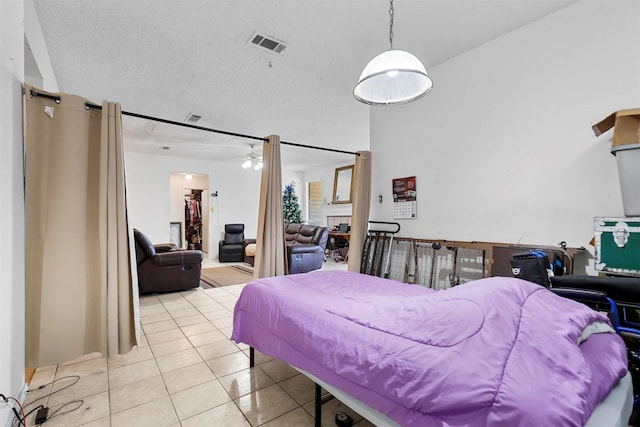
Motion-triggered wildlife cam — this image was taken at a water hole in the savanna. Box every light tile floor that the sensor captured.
[22,259,369,427]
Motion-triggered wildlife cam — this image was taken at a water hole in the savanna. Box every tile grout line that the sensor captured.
[157,286,243,425]
[194,286,256,427]
[163,287,244,424]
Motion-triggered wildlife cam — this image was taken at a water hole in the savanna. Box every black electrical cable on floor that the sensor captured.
[47,399,83,420]
[19,404,43,424]
[23,375,80,409]
[9,398,25,426]
[10,407,25,427]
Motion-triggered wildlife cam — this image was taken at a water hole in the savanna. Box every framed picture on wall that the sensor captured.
[170,222,182,248]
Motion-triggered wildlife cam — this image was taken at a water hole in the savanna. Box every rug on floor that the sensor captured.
[200,265,254,288]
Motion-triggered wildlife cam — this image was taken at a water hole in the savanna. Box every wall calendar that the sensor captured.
[392,176,417,219]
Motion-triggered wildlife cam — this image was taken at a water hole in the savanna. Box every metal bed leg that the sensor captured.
[315,383,322,427]
[250,346,255,368]
[314,382,335,427]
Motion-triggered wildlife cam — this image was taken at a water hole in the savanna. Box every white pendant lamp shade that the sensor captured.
[354,49,433,105]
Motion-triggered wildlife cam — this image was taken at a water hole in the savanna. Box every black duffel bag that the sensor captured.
[511,250,551,287]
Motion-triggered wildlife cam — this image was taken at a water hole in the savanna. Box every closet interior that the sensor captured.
[185,189,203,250]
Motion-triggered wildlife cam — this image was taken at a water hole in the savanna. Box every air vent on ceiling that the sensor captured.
[249,32,287,54]
[160,146,171,151]
[185,113,202,124]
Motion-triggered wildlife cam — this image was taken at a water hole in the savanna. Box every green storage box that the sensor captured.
[594,217,640,275]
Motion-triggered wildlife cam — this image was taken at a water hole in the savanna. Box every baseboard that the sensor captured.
[17,383,28,407]
[3,382,28,427]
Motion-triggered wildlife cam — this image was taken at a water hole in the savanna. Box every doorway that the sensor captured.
[184,189,203,250]
[170,172,209,253]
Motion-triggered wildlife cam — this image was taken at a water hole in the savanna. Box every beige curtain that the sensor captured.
[24,85,139,366]
[347,150,372,272]
[254,135,286,278]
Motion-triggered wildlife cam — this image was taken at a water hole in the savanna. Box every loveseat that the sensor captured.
[285,223,329,274]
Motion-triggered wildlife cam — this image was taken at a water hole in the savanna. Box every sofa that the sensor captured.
[285,223,329,274]
[243,223,329,274]
[134,228,204,294]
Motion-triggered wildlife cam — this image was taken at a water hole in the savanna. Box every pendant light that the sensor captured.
[354,0,432,105]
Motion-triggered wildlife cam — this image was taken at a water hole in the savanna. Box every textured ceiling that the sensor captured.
[32,0,577,171]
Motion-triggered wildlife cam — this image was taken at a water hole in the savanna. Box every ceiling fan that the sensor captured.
[241,144,263,170]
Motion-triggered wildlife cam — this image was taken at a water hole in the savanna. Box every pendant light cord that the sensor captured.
[388,0,395,50]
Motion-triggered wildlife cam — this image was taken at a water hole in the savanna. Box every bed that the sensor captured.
[231,270,632,426]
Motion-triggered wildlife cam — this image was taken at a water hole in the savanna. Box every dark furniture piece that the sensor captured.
[491,246,571,277]
[219,223,246,262]
[328,231,350,262]
[549,275,640,412]
[134,228,204,294]
[285,223,329,274]
[550,275,640,305]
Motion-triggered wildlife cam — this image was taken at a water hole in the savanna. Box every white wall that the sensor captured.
[370,0,640,250]
[24,0,58,91]
[0,1,25,424]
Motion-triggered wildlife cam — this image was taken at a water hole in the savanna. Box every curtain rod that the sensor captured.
[27,90,359,156]
[90,103,360,156]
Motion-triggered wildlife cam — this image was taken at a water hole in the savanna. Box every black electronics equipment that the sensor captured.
[335,411,354,427]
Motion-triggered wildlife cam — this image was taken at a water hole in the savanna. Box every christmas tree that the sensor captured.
[283,181,302,224]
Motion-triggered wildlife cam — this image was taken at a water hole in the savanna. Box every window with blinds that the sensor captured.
[307,180,323,226]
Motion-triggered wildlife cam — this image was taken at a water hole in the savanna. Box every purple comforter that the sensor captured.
[231,270,628,426]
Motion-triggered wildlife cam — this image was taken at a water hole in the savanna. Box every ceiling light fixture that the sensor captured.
[353,0,433,106]
[242,159,263,170]
[241,145,263,170]
[185,173,193,181]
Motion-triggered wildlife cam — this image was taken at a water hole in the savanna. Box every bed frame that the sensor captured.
[249,347,633,427]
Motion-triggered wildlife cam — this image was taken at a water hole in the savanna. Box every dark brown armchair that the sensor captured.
[134,228,204,294]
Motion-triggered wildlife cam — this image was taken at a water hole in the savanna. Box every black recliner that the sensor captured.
[219,223,245,262]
